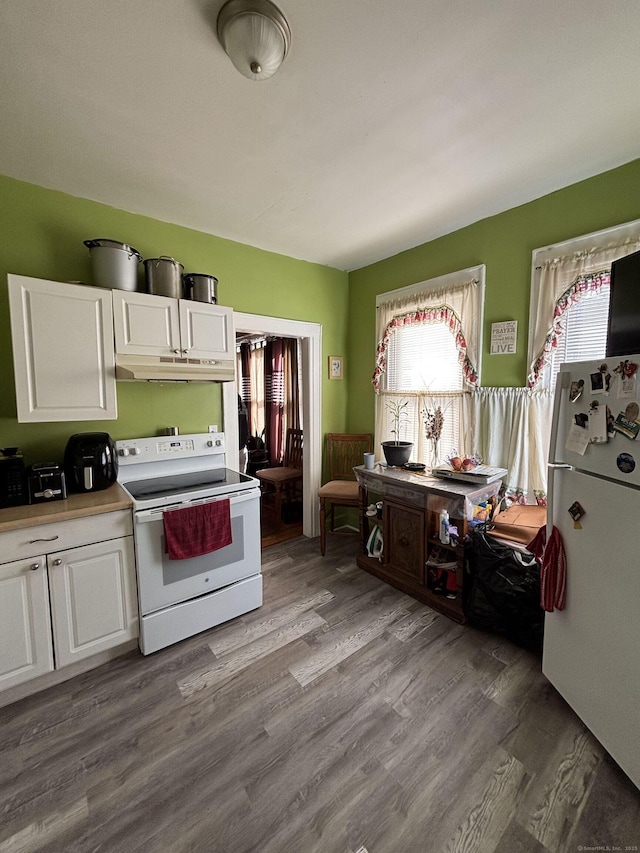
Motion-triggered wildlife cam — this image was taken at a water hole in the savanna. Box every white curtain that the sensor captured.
[463,387,554,505]
[528,238,640,388]
[375,390,467,466]
[374,278,481,463]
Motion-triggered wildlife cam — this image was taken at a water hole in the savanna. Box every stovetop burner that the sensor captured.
[123,468,255,502]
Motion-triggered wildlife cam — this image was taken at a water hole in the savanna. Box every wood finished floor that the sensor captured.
[1,536,639,853]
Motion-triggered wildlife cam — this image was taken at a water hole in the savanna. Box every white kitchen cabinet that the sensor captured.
[112,290,234,360]
[0,509,138,693]
[48,536,138,668]
[7,274,117,422]
[0,556,54,691]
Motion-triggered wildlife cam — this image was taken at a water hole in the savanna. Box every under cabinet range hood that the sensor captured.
[115,355,235,383]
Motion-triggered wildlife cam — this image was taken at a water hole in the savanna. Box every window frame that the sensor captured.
[375,263,486,391]
[374,265,485,465]
[527,218,640,390]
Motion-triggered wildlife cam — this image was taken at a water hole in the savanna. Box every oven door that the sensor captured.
[133,489,261,615]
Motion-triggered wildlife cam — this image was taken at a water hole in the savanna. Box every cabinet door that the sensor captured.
[0,557,54,691]
[8,275,117,422]
[178,301,234,360]
[112,291,181,357]
[383,499,426,583]
[48,537,138,668]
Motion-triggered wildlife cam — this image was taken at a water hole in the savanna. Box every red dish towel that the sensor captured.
[528,524,567,612]
[163,499,232,560]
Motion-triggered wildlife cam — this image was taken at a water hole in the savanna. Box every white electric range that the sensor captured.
[116,432,262,654]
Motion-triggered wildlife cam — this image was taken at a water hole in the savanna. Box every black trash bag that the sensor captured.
[464,527,544,654]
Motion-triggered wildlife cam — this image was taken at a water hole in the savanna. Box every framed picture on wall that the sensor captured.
[329,356,343,380]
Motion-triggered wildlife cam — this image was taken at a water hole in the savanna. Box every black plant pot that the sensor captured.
[381,441,413,467]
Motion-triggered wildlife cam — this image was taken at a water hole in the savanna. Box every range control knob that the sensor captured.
[131,447,141,456]
[118,447,130,457]
[206,440,213,447]
[215,439,222,446]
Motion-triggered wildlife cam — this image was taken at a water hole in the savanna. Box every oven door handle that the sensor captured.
[133,488,260,521]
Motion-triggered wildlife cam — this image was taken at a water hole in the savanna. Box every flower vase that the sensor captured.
[429,441,440,470]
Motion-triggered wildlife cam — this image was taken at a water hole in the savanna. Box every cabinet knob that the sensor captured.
[173,349,181,355]
[52,558,62,566]
[30,562,40,571]
[182,349,189,355]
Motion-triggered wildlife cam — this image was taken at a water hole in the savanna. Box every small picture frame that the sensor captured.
[328,356,343,380]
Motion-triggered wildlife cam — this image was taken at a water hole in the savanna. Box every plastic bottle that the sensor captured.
[439,509,450,544]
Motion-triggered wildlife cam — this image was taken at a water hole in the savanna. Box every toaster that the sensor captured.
[27,463,67,504]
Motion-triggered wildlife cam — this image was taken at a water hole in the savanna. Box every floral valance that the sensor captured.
[527,271,609,388]
[372,304,479,391]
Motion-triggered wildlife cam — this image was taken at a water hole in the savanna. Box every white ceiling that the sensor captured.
[2,1,640,271]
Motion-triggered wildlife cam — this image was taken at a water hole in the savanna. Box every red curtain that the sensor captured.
[264,338,300,465]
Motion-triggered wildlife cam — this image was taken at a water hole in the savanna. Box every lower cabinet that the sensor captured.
[383,499,426,585]
[48,537,137,668]
[0,511,138,693]
[0,555,54,689]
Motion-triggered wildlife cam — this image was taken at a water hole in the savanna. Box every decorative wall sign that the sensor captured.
[490,320,518,355]
[329,356,343,380]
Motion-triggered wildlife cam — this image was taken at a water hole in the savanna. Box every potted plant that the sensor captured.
[382,399,413,467]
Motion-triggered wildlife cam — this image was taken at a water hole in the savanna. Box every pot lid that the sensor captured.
[84,239,141,259]
[183,272,218,280]
[143,256,184,270]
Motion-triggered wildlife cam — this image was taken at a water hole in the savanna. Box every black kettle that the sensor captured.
[63,432,118,493]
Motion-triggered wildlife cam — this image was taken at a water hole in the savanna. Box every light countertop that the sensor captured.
[0,483,132,534]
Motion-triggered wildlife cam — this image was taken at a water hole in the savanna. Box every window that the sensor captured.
[545,285,610,390]
[386,322,464,392]
[374,266,485,465]
[527,219,640,389]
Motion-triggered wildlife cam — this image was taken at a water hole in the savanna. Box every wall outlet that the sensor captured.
[208,424,218,433]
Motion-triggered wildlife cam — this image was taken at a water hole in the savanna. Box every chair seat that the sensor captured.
[257,466,302,485]
[319,480,359,501]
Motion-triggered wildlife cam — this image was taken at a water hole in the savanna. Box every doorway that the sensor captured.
[237,334,302,546]
[222,312,322,543]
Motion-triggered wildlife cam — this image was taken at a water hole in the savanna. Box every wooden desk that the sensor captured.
[355,465,502,622]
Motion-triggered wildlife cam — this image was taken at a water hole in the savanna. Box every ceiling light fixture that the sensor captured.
[217,0,291,81]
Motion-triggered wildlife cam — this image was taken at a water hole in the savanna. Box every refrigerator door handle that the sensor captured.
[547,463,572,540]
[548,369,571,465]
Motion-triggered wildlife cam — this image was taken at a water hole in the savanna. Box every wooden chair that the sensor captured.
[318,433,372,555]
[256,428,303,523]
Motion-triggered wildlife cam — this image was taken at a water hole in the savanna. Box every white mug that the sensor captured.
[364,452,375,469]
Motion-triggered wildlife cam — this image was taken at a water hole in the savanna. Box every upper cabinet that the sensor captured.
[8,275,117,423]
[112,291,234,361]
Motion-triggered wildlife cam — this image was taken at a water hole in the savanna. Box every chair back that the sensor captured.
[327,433,373,481]
[284,428,304,469]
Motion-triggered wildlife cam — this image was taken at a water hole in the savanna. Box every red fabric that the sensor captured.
[163,499,232,560]
[527,525,567,612]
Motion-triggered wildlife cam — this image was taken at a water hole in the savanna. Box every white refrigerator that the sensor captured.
[544,356,640,790]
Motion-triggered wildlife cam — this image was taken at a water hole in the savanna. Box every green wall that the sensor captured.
[0,174,348,463]
[346,159,640,434]
[4,159,640,465]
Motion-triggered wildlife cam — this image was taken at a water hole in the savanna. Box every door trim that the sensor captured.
[223,313,321,539]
